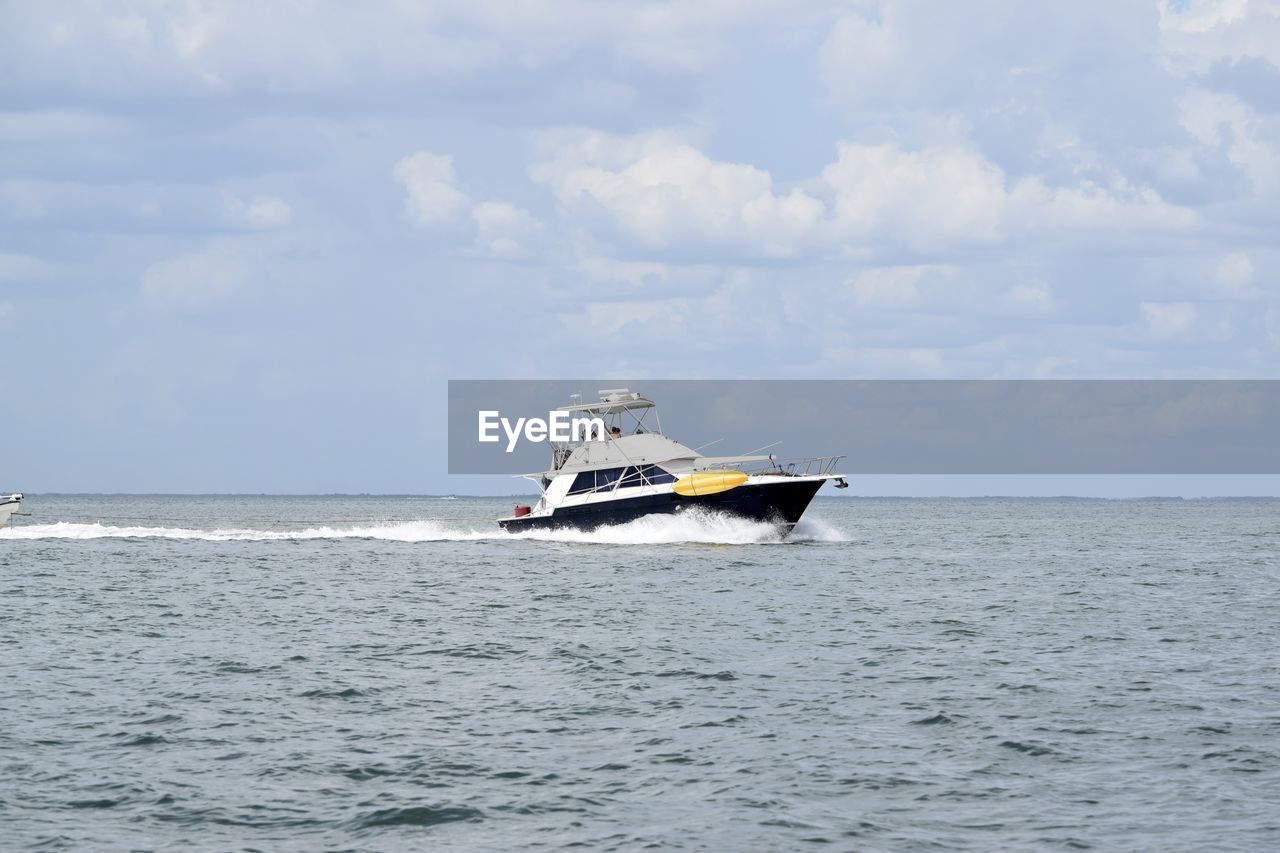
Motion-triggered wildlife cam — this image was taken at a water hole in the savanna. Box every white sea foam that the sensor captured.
[508,510,787,545]
[0,520,481,542]
[0,509,846,545]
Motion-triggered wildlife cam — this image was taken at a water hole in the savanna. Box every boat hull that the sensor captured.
[498,478,826,533]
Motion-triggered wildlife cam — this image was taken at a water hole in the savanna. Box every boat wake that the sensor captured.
[0,510,845,545]
[0,520,479,542]
[508,511,847,545]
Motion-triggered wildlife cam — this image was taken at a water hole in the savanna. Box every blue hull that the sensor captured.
[497,479,826,533]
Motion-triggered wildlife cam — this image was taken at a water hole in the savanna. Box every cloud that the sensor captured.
[1140,301,1199,340]
[532,131,1195,261]
[821,142,1008,248]
[1215,251,1257,297]
[819,345,947,376]
[394,150,542,256]
[531,130,823,258]
[1158,0,1280,74]
[471,201,542,257]
[1,177,297,234]
[575,256,672,287]
[140,244,247,312]
[1179,89,1280,192]
[0,251,53,281]
[1005,280,1055,315]
[221,193,292,229]
[817,6,904,106]
[1,1,831,106]
[581,297,693,338]
[392,151,472,228]
[849,266,928,308]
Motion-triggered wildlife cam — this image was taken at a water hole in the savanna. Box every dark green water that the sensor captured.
[2,496,1277,850]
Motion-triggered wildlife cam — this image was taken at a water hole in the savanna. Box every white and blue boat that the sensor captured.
[497,391,845,533]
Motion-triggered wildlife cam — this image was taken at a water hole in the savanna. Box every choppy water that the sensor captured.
[2,495,1277,851]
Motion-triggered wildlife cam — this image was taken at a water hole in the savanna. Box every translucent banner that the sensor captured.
[447,380,1280,475]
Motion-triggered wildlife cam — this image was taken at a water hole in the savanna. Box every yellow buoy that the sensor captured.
[672,470,749,497]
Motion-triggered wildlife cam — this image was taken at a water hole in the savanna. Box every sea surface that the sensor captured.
[1,495,1277,851]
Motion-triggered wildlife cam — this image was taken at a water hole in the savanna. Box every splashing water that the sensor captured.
[0,520,475,543]
[0,508,846,545]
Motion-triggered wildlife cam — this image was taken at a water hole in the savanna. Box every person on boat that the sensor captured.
[610,426,622,439]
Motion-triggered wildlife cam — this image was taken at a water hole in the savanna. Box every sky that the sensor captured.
[3,1,1279,494]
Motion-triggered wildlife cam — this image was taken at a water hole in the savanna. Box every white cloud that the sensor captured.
[394,151,544,257]
[222,193,292,229]
[1179,89,1280,192]
[1158,0,1280,73]
[141,244,247,312]
[392,151,472,228]
[575,256,672,287]
[1005,280,1055,315]
[849,266,927,308]
[817,9,902,104]
[1140,301,1199,340]
[0,180,55,220]
[533,132,1195,260]
[471,201,542,257]
[819,345,947,376]
[821,142,1007,248]
[1008,173,1196,232]
[0,252,52,281]
[581,297,693,338]
[1215,251,1257,297]
[1142,145,1203,188]
[531,131,823,258]
[3,2,833,102]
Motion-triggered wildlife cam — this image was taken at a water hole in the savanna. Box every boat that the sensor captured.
[497,390,846,533]
[0,493,22,529]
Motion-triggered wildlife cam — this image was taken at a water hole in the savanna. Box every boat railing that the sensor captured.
[694,455,845,477]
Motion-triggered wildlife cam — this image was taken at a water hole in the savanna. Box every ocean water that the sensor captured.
[1,495,1277,851]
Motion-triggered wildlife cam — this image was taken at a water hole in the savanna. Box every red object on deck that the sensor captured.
[513,505,532,517]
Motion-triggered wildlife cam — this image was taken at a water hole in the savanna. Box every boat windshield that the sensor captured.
[567,464,676,495]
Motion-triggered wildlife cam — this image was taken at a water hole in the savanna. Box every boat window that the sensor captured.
[595,467,625,490]
[618,464,675,488]
[646,465,676,485]
[645,461,675,481]
[568,467,628,495]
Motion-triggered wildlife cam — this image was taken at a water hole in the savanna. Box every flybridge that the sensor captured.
[558,388,657,415]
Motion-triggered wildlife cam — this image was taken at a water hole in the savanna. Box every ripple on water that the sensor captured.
[3,496,1279,850]
[351,804,485,829]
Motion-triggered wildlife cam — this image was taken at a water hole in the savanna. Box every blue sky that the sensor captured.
[3,1,1279,493]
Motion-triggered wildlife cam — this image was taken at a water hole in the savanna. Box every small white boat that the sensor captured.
[497,391,846,534]
[0,493,23,529]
